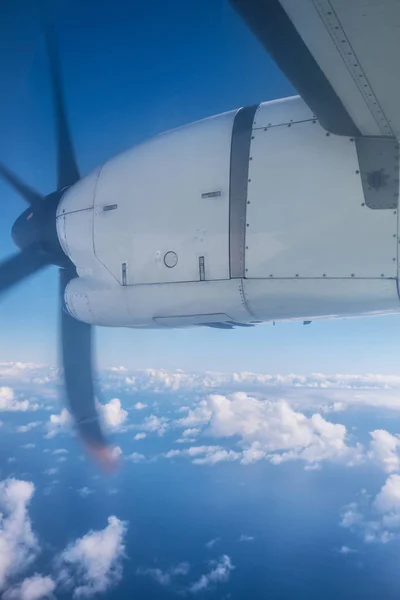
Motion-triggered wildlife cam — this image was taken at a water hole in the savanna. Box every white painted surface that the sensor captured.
[57,167,99,213]
[93,109,237,285]
[64,278,253,328]
[253,96,315,128]
[244,278,400,322]
[58,97,400,329]
[280,0,400,137]
[245,119,398,278]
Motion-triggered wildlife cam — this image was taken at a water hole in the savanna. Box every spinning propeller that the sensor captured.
[0,26,116,470]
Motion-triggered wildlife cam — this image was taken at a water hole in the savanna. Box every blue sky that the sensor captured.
[0,0,399,373]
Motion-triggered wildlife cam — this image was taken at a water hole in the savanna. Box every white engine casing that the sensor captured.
[57,96,400,329]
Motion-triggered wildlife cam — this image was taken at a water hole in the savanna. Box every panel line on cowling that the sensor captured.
[229,104,258,279]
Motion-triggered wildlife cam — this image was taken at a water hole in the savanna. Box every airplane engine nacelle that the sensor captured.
[58,96,400,328]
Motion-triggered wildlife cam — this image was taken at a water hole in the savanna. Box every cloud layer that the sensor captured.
[59,516,127,597]
[173,393,363,469]
[0,479,38,591]
[341,474,400,544]
[0,477,128,599]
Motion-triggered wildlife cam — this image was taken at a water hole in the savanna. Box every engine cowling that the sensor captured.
[57,96,400,328]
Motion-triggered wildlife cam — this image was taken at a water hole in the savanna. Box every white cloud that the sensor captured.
[338,546,357,555]
[9,362,400,413]
[3,574,56,600]
[22,444,36,450]
[189,555,234,594]
[341,474,400,543]
[0,388,38,412]
[133,433,147,441]
[111,446,122,460]
[98,398,128,431]
[126,453,145,463]
[46,398,128,439]
[182,393,363,469]
[164,450,181,459]
[0,479,39,591]
[182,428,200,438]
[239,535,254,542]
[115,368,400,404]
[137,562,190,586]
[59,516,127,597]
[137,567,171,586]
[368,430,400,473]
[177,400,211,428]
[77,488,94,498]
[141,415,168,436]
[134,402,147,410]
[53,449,68,455]
[16,422,41,433]
[164,445,241,466]
[45,409,71,439]
[340,502,364,529]
[43,468,58,476]
[171,563,190,576]
[205,538,220,549]
[192,449,241,466]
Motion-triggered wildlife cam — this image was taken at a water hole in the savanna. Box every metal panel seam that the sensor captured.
[229,104,259,279]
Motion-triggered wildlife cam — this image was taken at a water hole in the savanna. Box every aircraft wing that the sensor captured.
[230,0,400,138]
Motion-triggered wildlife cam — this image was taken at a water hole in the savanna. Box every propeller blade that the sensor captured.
[0,247,50,295]
[0,163,43,206]
[45,29,80,190]
[59,269,116,471]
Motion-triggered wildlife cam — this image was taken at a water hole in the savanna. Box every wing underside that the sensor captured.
[231,0,400,139]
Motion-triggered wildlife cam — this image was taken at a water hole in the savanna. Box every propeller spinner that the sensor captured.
[0,26,115,469]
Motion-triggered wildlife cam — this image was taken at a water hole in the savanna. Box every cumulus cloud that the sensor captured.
[164,450,181,459]
[46,398,128,439]
[45,409,71,439]
[8,362,400,413]
[136,563,190,587]
[341,474,400,543]
[192,449,241,466]
[0,479,39,591]
[368,430,400,473]
[177,401,211,428]
[205,538,220,549]
[58,516,127,597]
[16,422,41,433]
[0,477,128,599]
[182,428,200,438]
[44,468,58,476]
[141,415,168,436]
[134,402,147,410]
[108,368,400,411]
[239,535,254,542]
[97,399,128,431]
[164,446,240,465]
[189,555,234,594]
[3,574,56,600]
[175,393,362,469]
[133,433,146,441]
[0,388,39,412]
[126,453,145,463]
